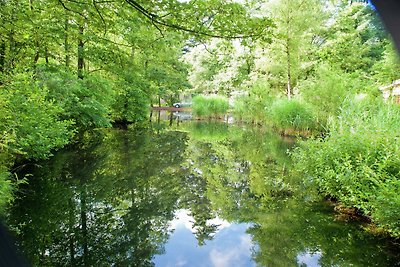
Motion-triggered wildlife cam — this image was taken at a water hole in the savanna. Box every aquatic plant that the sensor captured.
[269,99,316,133]
[192,95,229,119]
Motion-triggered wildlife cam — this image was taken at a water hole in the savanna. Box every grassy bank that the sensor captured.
[291,97,400,237]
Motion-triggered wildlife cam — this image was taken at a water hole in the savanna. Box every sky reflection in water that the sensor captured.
[153,209,324,267]
[153,209,255,267]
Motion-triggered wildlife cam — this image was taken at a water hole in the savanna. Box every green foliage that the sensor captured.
[318,3,386,74]
[233,80,275,124]
[192,95,229,118]
[372,41,400,84]
[183,40,255,96]
[1,72,73,160]
[37,66,113,130]
[0,87,15,212]
[111,80,149,123]
[292,97,400,237]
[79,74,114,128]
[145,39,192,106]
[0,162,13,214]
[0,71,75,211]
[299,65,368,126]
[261,0,325,97]
[269,99,316,132]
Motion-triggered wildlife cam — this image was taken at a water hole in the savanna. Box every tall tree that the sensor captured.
[317,2,387,74]
[262,0,324,99]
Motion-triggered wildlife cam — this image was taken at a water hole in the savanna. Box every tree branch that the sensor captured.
[57,0,86,17]
[93,0,107,35]
[124,0,266,39]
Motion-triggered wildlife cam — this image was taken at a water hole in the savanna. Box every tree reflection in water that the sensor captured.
[7,121,400,266]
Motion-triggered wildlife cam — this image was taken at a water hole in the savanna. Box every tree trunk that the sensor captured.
[0,40,5,73]
[77,23,84,79]
[33,41,40,66]
[286,39,292,100]
[169,111,173,126]
[30,0,40,67]
[45,46,49,64]
[7,30,15,71]
[65,18,70,67]
[285,1,293,100]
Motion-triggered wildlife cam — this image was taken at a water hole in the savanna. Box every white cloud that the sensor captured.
[209,234,253,267]
[169,209,194,232]
[297,250,322,267]
[169,209,232,234]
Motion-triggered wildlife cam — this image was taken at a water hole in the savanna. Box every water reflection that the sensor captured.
[6,122,400,266]
[168,210,231,234]
[297,250,322,267]
[156,209,254,267]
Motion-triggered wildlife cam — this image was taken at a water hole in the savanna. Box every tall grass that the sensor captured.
[268,99,316,133]
[192,95,229,119]
[233,81,275,124]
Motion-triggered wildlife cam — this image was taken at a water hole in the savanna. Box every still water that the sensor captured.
[7,120,400,266]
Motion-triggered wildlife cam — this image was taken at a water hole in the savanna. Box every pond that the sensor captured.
[6,120,400,266]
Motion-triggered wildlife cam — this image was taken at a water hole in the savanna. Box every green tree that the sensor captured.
[373,41,400,84]
[262,0,324,99]
[318,2,386,74]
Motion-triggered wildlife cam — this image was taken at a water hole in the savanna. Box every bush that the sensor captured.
[0,110,15,213]
[0,168,12,214]
[37,65,113,130]
[2,73,74,160]
[0,72,75,210]
[291,97,400,237]
[269,99,316,132]
[192,95,229,118]
[299,65,373,126]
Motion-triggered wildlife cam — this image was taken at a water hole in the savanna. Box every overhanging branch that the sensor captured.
[57,0,86,17]
[124,0,266,39]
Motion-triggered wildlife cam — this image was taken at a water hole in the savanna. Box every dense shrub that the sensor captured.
[299,65,374,126]
[192,95,229,118]
[0,73,75,210]
[291,97,400,237]
[269,99,316,132]
[0,168,12,213]
[0,92,15,213]
[37,65,113,130]
[2,73,74,160]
